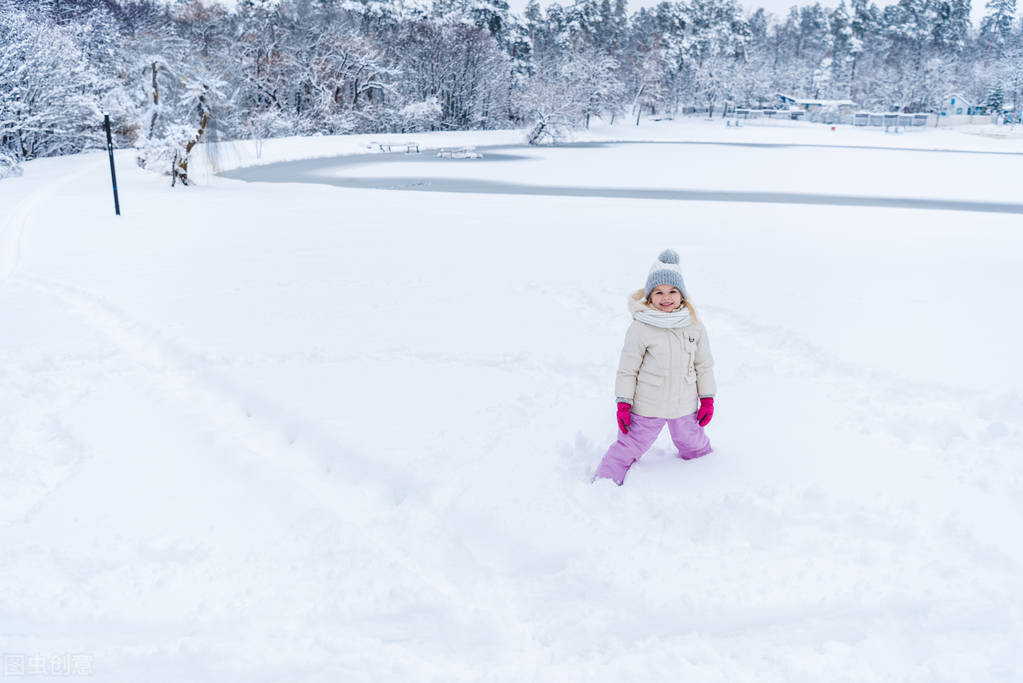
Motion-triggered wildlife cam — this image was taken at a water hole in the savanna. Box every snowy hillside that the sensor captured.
[2,119,1021,682]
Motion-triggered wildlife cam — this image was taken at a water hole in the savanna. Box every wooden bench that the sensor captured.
[370,141,420,154]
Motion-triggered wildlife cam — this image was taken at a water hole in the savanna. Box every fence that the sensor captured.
[727,108,939,129]
[731,108,802,121]
[933,114,1000,126]
[706,107,1001,129]
[850,112,931,128]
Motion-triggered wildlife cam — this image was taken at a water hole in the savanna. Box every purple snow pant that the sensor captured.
[594,411,712,485]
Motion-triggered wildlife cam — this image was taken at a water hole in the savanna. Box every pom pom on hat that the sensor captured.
[644,248,688,299]
[658,249,680,265]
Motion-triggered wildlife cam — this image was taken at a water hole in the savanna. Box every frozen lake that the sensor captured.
[221,140,1023,213]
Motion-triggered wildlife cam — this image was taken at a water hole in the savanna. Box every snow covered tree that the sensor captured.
[630,42,669,123]
[308,26,396,133]
[568,48,625,126]
[0,7,99,162]
[171,75,228,185]
[931,0,971,54]
[520,45,622,140]
[980,0,1017,60]
[985,81,1006,110]
[521,58,585,142]
[110,5,236,185]
[847,0,884,103]
[393,20,511,129]
[435,0,511,43]
[828,1,856,95]
[0,0,1016,167]
[733,8,773,107]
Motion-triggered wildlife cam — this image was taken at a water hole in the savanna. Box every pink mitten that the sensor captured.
[616,402,632,434]
[697,397,714,427]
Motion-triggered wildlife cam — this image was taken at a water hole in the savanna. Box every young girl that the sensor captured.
[594,249,717,485]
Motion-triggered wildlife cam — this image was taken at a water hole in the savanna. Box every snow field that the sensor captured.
[1,119,1022,681]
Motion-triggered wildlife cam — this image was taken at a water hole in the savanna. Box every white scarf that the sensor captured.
[634,307,692,329]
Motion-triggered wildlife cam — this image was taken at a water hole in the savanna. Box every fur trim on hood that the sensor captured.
[629,289,656,315]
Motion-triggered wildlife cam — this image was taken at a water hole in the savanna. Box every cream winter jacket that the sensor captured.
[615,290,717,419]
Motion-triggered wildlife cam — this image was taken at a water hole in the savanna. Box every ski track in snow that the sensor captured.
[14,271,420,502]
[5,266,563,663]
[0,165,110,523]
[10,272,438,550]
[0,165,93,281]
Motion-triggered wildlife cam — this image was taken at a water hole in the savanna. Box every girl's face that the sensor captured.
[649,285,683,312]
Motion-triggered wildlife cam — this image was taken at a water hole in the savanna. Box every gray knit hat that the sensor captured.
[644,249,688,299]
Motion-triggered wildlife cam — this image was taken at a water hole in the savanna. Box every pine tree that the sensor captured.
[830,1,855,95]
[980,0,1017,59]
[931,0,971,54]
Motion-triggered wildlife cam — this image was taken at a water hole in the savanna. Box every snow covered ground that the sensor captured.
[2,118,1022,681]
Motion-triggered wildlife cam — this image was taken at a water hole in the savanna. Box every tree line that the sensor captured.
[1,0,1020,179]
